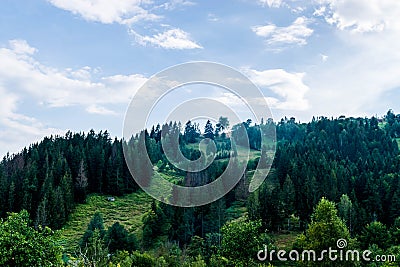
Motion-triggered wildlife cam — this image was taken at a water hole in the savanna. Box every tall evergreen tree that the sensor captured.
[204,120,214,140]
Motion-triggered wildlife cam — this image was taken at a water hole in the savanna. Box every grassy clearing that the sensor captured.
[270,231,300,251]
[59,142,263,254]
[186,141,261,158]
[59,191,151,254]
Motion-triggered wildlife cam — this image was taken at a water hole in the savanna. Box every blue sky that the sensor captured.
[1,0,400,156]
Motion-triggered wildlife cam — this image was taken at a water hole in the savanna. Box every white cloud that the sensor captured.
[47,0,159,24]
[48,0,202,49]
[9,39,37,55]
[259,0,283,8]
[258,0,308,13]
[130,28,202,49]
[160,0,196,10]
[0,40,147,108]
[0,39,149,156]
[314,0,400,33]
[320,54,328,62]
[252,2,400,118]
[244,68,310,111]
[0,86,63,156]
[298,0,400,118]
[86,104,117,115]
[252,16,313,47]
[207,13,219,22]
[313,5,325,16]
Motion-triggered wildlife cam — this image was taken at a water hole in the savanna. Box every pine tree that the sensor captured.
[204,120,214,140]
[105,222,138,253]
[75,160,88,203]
[8,181,15,212]
[338,194,354,234]
[35,197,48,229]
[81,212,106,248]
[60,172,74,214]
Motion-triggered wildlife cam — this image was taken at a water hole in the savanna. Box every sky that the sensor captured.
[1,0,400,157]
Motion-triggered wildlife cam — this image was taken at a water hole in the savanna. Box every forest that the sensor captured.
[0,110,400,266]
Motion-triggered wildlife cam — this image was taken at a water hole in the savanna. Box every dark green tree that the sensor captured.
[81,212,106,248]
[204,120,214,140]
[105,222,138,253]
[295,198,356,266]
[359,221,391,250]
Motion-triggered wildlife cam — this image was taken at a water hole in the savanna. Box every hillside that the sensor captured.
[59,191,151,253]
[1,113,400,266]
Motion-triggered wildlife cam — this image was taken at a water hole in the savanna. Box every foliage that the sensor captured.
[60,192,150,254]
[2,112,400,265]
[221,217,268,266]
[359,221,391,250]
[0,130,139,230]
[142,200,171,249]
[130,251,156,267]
[295,198,356,267]
[76,229,108,267]
[105,222,138,253]
[204,120,215,140]
[80,212,106,248]
[0,210,63,266]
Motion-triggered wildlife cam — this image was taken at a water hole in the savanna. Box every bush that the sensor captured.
[0,210,63,266]
[131,251,156,267]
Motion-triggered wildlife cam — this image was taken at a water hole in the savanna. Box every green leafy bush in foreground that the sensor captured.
[0,210,63,266]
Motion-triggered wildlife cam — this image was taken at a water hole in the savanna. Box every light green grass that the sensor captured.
[59,142,263,254]
[59,191,151,254]
[270,232,300,251]
[236,145,261,161]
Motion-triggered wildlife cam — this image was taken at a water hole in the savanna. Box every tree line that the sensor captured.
[1,111,400,266]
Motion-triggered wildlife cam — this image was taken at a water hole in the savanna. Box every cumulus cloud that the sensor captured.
[47,0,201,49]
[244,68,310,111]
[0,40,148,155]
[0,40,147,108]
[301,0,400,117]
[9,39,37,55]
[314,0,400,33]
[47,0,159,24]
[130,28,202,49]
[251,1,400,118]
[252,16,313,47]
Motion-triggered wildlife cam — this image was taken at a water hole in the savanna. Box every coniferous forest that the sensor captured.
[1,111,400,266]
